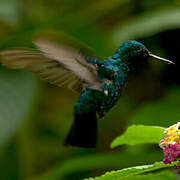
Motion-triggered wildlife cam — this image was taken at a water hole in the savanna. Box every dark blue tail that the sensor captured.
[65,111,97,148]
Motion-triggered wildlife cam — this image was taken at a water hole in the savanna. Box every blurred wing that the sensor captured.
[0,41,102,92]
[33,30,101,59]
[34,38,102,89]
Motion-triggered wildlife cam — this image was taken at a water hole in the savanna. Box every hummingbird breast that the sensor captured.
[74,59,129,119]
[98,81,122,116]
[97,62,129,117]
[74,84,121,120]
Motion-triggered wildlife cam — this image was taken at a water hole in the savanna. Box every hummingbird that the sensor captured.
[0,35,174,148]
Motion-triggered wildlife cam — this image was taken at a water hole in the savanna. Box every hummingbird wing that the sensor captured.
[34,38,103,90]
[0,40,102,92]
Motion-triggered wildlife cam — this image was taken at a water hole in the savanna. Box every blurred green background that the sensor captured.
[0,0,180,179]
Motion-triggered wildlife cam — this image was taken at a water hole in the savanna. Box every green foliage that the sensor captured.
[124,171,176,180]
[0,0,19,24]
[111,125,165,148]
[130,88,180,127]
[85,162,176,180]
[33,149,162,180]
[113,7,180,44]
[0,67,37,148]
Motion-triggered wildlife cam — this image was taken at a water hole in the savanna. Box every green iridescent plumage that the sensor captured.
[0,35,174,148]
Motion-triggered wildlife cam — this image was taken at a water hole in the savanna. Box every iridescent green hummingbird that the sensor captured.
[0,34,174,148]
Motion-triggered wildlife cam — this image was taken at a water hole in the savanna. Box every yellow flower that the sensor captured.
[160,132,180,147]
[164,122,180,135]
[169,133,179,142]
[164,137,171,144]
[159,136,171,148]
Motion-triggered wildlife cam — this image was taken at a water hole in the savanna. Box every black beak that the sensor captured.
[149,53,175,65]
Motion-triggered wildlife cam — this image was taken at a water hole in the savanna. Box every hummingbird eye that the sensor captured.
[130,48,149,60]
[136,48,149,59]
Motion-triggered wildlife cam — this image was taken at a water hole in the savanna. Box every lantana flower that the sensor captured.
[159,122,180,171]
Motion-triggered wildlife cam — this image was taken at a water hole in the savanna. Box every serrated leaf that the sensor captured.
[111,125,165,148]
[85,162,176,180]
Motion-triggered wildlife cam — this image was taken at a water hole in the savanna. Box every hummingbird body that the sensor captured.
[0,37,174,148]
[65,43,138,147]
[81,52,131,115]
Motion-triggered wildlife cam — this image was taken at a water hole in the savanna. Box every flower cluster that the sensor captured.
[159,122,180,170]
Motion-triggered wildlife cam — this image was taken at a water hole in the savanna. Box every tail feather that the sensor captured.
[65,111,97,148]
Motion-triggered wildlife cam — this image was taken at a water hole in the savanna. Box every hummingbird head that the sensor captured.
[116,40,174,67]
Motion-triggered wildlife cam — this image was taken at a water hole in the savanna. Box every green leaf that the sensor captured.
[111,125,165,148]
[113,7,180,44]
[124,171,176,180]
[0,67,38,147]
[85,162,176,180]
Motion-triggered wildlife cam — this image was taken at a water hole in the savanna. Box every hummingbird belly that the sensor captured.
[99,82,122,117]
[74,88,104,116]
[74,81,122,119]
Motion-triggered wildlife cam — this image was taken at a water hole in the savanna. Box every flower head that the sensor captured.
[159,122,180,172]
